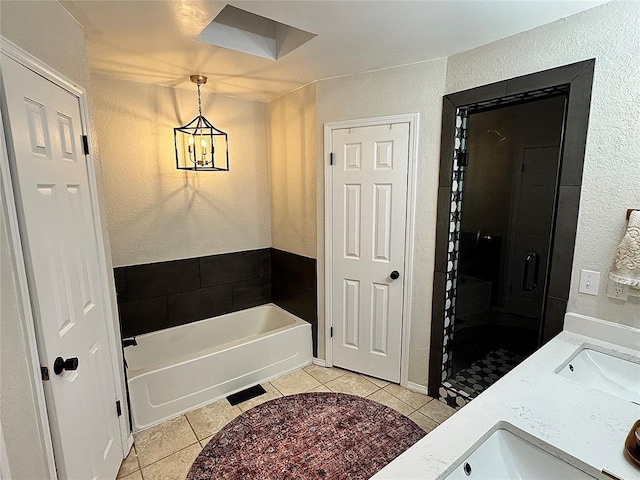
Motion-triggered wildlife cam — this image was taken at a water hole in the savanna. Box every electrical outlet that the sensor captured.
[578,269,600,296]
[607,280,629,300]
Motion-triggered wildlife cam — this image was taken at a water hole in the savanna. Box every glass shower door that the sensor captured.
[441,96,566,403]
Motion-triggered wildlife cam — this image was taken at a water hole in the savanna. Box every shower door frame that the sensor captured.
[428,60,595,407]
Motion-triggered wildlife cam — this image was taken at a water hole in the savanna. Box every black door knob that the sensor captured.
[390,270,400,280]
[53,357,79,375]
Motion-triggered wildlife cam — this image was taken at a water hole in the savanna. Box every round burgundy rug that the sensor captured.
[187,392,425,480]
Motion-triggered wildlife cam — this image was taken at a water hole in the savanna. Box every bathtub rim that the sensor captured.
[125,303,309,378]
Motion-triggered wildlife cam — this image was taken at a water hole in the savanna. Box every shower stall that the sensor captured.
[429,60,595,408]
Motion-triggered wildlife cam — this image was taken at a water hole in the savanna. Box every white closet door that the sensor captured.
[330,123,410,382]
[1,54,123,480]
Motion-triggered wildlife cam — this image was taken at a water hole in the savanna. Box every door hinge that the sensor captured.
[330,326,333,338]
[81,135,90,155]
[116,400,122,417]
[41,366,50,381]
[329,152,334,166]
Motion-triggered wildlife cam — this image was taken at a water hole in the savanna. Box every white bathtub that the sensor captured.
[125,304,312,431]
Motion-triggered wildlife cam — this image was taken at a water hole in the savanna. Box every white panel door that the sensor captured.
[331,123,410,382]
[1,55,123,479]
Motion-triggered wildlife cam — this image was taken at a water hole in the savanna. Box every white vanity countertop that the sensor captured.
[373,315,640,479]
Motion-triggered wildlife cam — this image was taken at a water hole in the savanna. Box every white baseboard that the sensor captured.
[406,381,429,395]
[312,357,326,367]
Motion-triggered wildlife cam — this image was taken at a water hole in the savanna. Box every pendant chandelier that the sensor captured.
[174,75,229,171]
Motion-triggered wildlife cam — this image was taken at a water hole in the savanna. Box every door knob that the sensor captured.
[53,357,79,375]
[390,270,400,280]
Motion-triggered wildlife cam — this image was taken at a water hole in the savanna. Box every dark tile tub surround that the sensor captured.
[115,249,271,338]
[114,248,318,356]
[271,249,318,357]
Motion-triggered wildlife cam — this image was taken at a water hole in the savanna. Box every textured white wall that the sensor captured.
[267,83,317,258]
[92,75,271,267]
[315,60,448,384]
[446,1,640,328]
[0,2,93,478]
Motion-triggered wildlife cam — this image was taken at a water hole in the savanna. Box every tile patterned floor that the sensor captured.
[117,365,457,480]
[448,348,525,398]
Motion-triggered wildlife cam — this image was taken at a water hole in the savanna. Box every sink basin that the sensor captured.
[557,347,640,404]
[443,423,596,479]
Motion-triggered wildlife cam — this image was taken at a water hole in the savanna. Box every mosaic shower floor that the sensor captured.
[447,348,525,398]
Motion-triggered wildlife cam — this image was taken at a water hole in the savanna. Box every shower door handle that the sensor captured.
[522,253,540,292]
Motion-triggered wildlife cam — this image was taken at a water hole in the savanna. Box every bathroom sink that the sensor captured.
[556,347,640,404]
[443,423,596,479]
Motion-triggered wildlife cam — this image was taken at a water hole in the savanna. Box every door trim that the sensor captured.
[323,113,419,387]
[0,36,131,472]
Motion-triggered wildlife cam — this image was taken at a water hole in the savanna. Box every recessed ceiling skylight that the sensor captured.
[198,5,316,61]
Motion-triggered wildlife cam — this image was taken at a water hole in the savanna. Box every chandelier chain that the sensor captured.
[197,83,203,117]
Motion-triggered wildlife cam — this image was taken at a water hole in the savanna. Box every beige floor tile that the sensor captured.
[419,398,457,423]
[308,385,333,393]
[120,471,143,480]
[238,382,283,412]
[303,364,347,384]
[199,435,213,448]
[360,374,390,388]
[185,398,242,440]
[367,389,415,416]
[117,445,139,478]
[134,416,198,468]
[325,371,379,397]
[384,383,434,410]
[271,369,322,395]
[408,411,439,433]
[141,443,201,480]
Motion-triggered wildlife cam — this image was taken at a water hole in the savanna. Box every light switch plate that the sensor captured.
[579,269,600,296]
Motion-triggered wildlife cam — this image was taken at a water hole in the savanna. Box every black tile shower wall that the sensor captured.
[270,248,318,357]
[114,248,271,338]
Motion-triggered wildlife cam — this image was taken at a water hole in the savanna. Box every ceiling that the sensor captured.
[61,0,607,102]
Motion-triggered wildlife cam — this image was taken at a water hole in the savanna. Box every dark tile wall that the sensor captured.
[271,249,318,357]
[114,249,271,338]
[114,247,319,356]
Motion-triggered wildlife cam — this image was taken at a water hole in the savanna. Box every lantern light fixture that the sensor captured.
[174,75,229,171]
